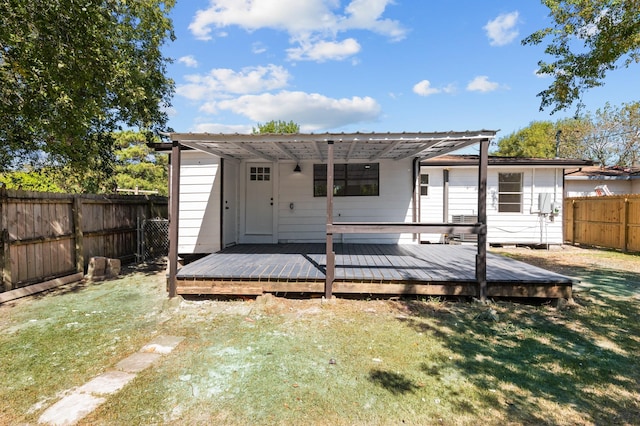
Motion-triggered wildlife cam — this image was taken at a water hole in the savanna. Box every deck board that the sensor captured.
[176,244,574,298]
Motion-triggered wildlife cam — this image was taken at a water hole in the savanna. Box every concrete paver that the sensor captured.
[38,335,184,425]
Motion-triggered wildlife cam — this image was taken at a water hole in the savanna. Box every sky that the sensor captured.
[162,0,638,148]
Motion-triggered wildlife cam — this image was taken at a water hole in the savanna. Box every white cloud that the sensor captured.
[413,80,457,96]
[484,11,519,46]
[466,76,500,92]
[176,64,291,101]
[215,91,381,131]
[252,42,267,54]
[191,122,253,133]
[413,80,440,96]
[178,55,198,68]
[287,38,361,62]
[189,0,405,62]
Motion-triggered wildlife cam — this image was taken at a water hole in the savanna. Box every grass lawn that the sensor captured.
[1,246,639,425]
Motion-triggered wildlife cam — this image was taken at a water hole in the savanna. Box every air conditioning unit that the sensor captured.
[451,215,478,242]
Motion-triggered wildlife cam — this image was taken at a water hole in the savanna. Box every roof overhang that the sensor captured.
[153,130,497,162]
[422,154,594,168]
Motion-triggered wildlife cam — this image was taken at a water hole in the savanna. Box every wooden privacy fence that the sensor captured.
[0,188,167,293]
[564,194,640,252]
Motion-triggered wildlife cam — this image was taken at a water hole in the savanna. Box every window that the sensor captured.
[313,163,379,197]
[498,172,523,212]
[420,174,429,196]
[249,166,270,181]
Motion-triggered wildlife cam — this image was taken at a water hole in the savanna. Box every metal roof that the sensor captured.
[422,154,593,167]
[162,130,497,162]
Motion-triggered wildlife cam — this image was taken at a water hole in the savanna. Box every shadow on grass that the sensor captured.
[368,370,421,395]
[397,263,640,424]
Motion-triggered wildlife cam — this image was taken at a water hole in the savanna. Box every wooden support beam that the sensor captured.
[180,141,240,163]
[230,142,277,162]
[0,272,84,304]
[73,196,84,273]
[272,142,299,162]
[476,139,489,301]
[345,140,358,161]
[313,141,324,162]
[168,140,181,298]
[325,140,335,299]
[327,223,485,235]
[369,139,403,161]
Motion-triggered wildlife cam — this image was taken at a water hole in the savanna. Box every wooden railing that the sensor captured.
[563,194,640,252]
[0,188,167,292]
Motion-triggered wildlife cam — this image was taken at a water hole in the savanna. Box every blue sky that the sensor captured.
[162,0,638,144]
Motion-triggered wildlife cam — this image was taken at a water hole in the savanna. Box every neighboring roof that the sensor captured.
[565,165,640,180]
[153,130,497,162]
[421,154,593,167]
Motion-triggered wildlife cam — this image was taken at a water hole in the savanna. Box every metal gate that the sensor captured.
[137,218,169,262]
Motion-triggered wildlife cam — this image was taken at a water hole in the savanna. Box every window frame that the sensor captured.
[498,172,523,213]
[313,163,380,197]
[420,173,429,196]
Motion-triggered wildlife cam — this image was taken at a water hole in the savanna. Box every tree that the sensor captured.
[252,120,300,134]
[493,121,557,157]
[580,101,640,166]
[112,131,168,196]
[0,0,175,171]
[0,131,168,194]
[523,0,640,113]
[493,103,639,165]
[493,118,591,158]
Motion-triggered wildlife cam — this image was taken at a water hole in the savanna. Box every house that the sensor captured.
[154,132,496,254]
[152,131,580,300]
[564,165,640,197]
[418,155,593,246]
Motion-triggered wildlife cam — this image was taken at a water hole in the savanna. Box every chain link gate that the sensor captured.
[137,218,169,262]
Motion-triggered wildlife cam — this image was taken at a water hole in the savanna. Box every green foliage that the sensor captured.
[493,102,639,165]
[0,131,168,194]
[0,0,175,171]
[252,120,300,134]
[493,121,557,157]
[112,131,168,196]
[523,0,640,113]
[0,169,65,193]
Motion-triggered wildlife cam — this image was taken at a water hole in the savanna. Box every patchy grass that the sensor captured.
[1,247,639,425]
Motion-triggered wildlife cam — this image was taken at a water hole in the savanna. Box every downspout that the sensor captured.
[412,157,420,242]
[168,140,181,298]
[443,169,450,223]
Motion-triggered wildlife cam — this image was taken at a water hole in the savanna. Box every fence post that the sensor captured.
[622,198,629,252]
[572,200,577,246]
[73,196,85,274]
[0,186,10,291]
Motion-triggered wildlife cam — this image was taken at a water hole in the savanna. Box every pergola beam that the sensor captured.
[230,142,277,162]
[272,142,299,162]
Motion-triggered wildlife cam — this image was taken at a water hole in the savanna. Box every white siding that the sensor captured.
[420,166,565,245]
[565,179,634,197]
[277,159,416,244]
[177,152,221,254]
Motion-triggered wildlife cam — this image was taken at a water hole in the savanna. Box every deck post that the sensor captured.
[476,139,489,301]
[168,140,181,298]
[325,140,335,299]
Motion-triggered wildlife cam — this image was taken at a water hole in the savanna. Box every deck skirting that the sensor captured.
[175,244,574,299]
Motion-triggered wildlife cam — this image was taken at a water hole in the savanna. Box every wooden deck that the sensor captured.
[176,244,575,298]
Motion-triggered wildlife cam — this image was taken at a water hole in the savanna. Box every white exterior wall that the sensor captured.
[420,166,565,245]
[277,159,416,244]
[565,179,634,197]
[177,152,221,254]
[177,153,418,253]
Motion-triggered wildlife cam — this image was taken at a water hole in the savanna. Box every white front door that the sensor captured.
[244,163,274,241]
